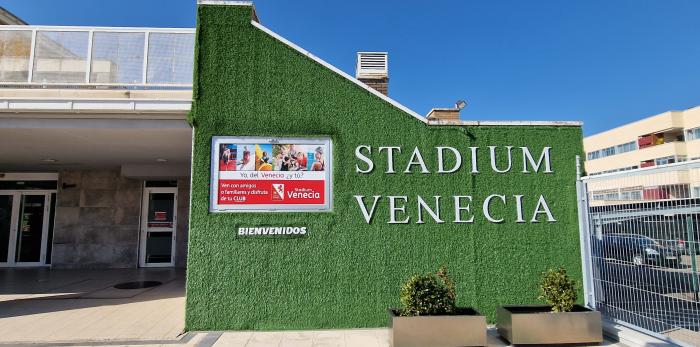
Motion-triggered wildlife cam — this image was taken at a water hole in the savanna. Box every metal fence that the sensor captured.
[0,26,195,88]
[578,159,700,346]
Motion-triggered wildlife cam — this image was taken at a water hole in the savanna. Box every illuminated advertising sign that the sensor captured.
[210,137,332,212]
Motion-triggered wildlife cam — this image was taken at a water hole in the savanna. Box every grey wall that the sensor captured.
[51,169,190,269]
[52,169,141,268]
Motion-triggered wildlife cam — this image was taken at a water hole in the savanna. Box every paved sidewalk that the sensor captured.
[0,268,185,344]
[206,328,625,347]
[17,327,624,347]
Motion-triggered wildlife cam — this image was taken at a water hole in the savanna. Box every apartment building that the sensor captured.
[584,106,700,201]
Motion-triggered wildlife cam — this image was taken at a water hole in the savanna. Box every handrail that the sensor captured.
[0,25,195,89]
[581,159,700,182]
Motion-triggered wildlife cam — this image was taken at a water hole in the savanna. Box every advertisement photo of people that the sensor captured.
[272,144,325,172]
[236,145,255,171]
[255,144,273,171]
[219,144,237,171]
[218,142,326,172]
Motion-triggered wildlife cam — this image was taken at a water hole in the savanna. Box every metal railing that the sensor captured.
[578,159,700,346]
[0,26,195,88]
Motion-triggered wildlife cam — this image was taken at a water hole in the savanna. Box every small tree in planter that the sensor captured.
[390,266,486,347]
[538,267,577,313]
[399,265,455,316]
[496,266,602,345]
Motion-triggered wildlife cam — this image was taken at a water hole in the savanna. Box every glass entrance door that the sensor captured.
[0,194,15,265]
[0,192,50,267]
[139,187,177,267]
[15,194,48,264]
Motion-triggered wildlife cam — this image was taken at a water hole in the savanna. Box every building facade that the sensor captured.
[185,1,585,330]
[584,106,700,202]
[0,23,195,268]
[1,0,588,330]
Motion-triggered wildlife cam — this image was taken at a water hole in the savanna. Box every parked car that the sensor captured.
[600,233,681,267]
[662,238,686,255]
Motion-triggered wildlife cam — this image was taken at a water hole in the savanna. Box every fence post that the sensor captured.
[85,30,94,84]
[142,31,150,85]
[27,29,37,83]
[687,215,699,301]
[576,156,596,309]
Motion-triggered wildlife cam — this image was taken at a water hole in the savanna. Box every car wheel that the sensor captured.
[632,254,645,266]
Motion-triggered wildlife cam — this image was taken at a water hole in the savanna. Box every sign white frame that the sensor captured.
[210,136,333,212]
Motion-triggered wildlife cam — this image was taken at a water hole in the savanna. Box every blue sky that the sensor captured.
[5,0,700,135]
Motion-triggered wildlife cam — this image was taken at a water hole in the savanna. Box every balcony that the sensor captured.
[637,128,685,149]
[0,26,195,89]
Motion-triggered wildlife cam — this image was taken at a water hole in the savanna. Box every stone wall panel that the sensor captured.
[51,169,189,269]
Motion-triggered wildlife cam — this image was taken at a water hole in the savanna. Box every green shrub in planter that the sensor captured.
[538,267,577,313]
[496,267,600,344]
[399,265,456,316]
[392,266,487,346]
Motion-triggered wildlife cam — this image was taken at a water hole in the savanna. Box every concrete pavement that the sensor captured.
[4,328,627,347]
[0,268,185,344]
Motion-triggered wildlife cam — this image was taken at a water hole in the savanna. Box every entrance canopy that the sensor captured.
[0,96,192,175]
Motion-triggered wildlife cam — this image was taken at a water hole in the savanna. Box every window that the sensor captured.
[591,186,644,201]
[654,155,686,166]
[655,156,676,165]
[687,127,700,141]
[591,190,620,201]
[587,141,636,161]
[604,192,619,200]
[589,165,639,176]
[621,190,642,201]
[601,146,615,157]
[615,141,637,154]
[587,150,601,160]
[694,186,700,198]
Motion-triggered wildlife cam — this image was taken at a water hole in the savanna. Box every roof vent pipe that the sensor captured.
[356,52,388,96]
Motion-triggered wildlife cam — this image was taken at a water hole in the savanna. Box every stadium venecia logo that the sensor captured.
[272,183,285,201]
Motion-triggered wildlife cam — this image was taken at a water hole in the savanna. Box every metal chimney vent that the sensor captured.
[356,52,388,79]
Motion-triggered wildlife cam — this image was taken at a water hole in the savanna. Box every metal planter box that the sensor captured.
[496,305,603,345]
[389,308,487,347]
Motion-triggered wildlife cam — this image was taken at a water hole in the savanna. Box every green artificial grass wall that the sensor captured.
[186,4,585,330]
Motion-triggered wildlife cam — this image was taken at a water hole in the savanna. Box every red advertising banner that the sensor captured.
[211,137,331,212]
